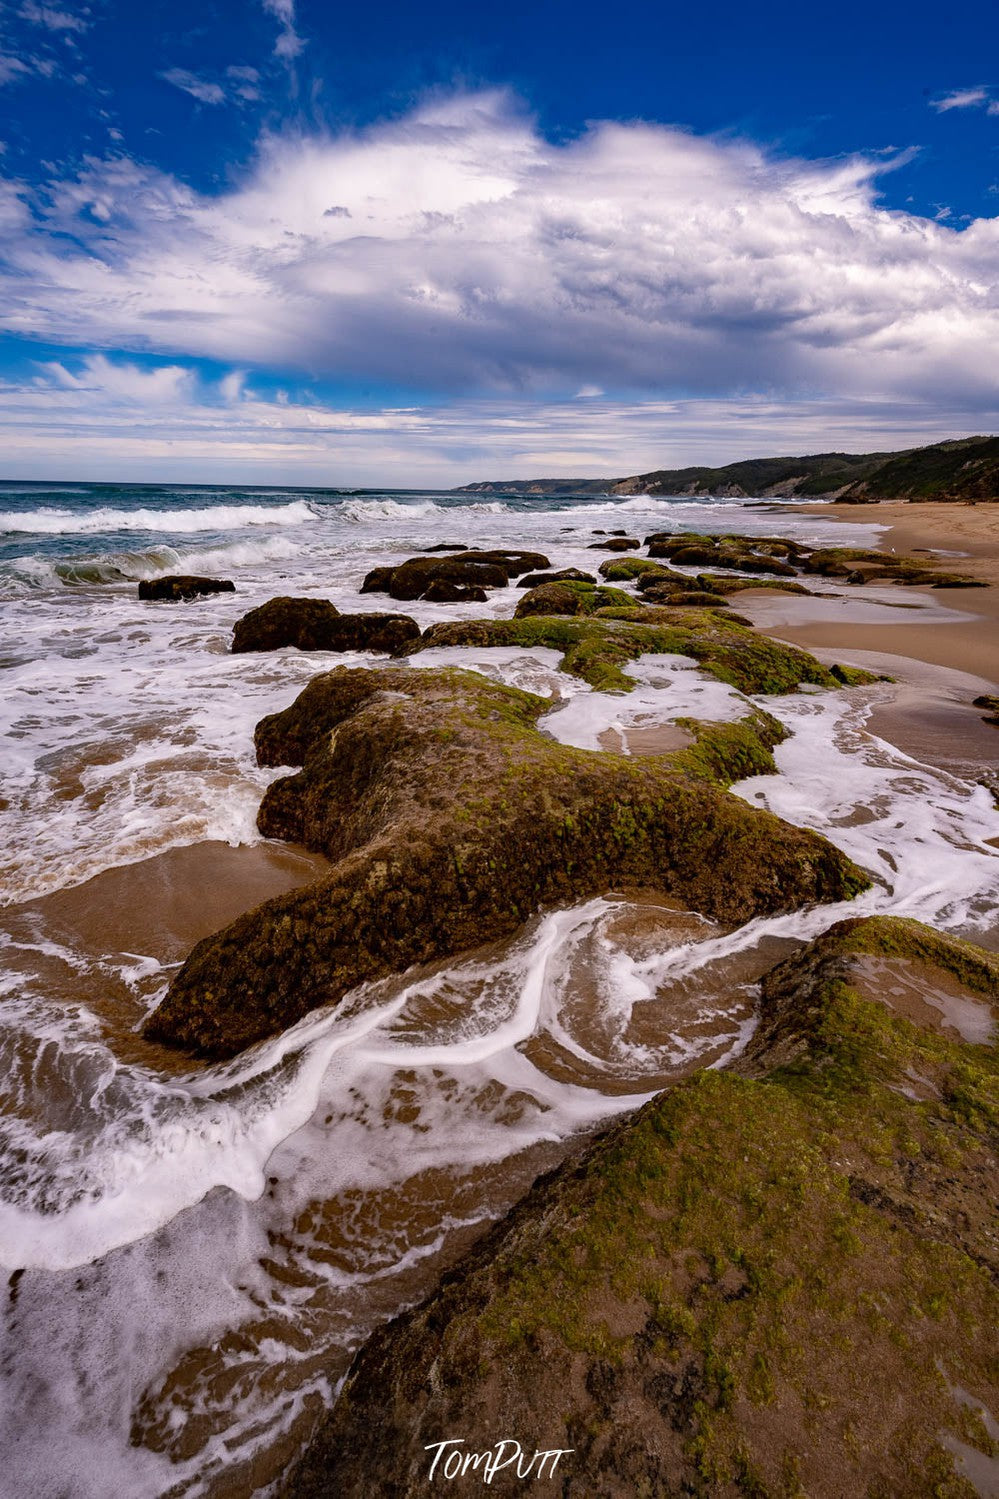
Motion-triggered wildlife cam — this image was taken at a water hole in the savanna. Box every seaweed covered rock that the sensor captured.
[138,575,235,601]
[587,537,641,551]
[801,547,986,588]
[645,532,799,576]
[144,665,869,1057]
[231,598,419,654]
[597,557,673,582]
[517,568,597,588]
[287,916,999,1499]
[513,581,634,618]
[406,609,877,695]
[361,550,550,602]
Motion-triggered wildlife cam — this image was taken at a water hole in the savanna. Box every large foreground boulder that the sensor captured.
[138,574,235,601]
[287,916,999,1498]
[231,597,419,654]
[144,657,869,1058]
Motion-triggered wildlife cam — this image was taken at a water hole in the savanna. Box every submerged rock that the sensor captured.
[288,916,999,1499]
[231,597,419,654]
[144,659,869,1058]
[138,575,235,601]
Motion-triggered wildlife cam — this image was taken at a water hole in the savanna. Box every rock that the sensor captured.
[361,551,549,602]
[641,584,730,608]
[420,580,489,603]
[586,538,641,551]
[286,916,999,1499]
[597,558,672,581]
[973,694,999,726]
[516,569,597,588]
[231,597,419,654]
[513,581,633,618]
[144,659,869,1058]
[138,575,235,601]
[421,543,469,552]
[404,610,878,696]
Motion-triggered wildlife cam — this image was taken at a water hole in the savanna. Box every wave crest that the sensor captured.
[0,501,319,535]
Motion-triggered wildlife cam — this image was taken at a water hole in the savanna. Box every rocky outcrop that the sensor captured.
[286,916,999,1499]
[138,575,235,601]
[230,598,419,654]
[646,533,800,576]
[361,551,550,602]
[144,657,869,1058]
[587,537,641,552]
[405,609,876,694]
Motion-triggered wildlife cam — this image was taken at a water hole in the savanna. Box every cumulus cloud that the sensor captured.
[931,87,990,112]
[0,90,997,415]
[1,355,996,485]
[262,0,303,60]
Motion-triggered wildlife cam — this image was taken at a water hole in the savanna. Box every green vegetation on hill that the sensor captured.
[840,435,999,501]
[455,436,999,502]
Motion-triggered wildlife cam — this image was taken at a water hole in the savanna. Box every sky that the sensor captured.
[0,0,997,485]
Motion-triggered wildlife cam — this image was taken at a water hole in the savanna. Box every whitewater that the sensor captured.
[1,480,997,1497]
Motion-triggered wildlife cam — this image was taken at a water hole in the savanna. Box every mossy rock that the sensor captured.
[514,581,635,618]
[288,915,999,1498]
[145,667,869,1058]
[405,610,878,697]
[597,557,672,581]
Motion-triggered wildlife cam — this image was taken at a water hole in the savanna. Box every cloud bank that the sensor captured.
[2,353,995,485]
[0,89,995,414]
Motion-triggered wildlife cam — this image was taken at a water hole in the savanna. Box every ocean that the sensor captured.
[1,481,998,1496]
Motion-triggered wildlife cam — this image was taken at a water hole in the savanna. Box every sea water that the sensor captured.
[1,482,997,1496]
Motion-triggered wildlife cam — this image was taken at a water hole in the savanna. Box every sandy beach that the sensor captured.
[775,500,999,686]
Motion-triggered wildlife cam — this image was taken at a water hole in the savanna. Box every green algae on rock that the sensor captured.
[287,916,999,1499]
[513,580,635,618]
[144,664,870,1058]
[407,609,878,696]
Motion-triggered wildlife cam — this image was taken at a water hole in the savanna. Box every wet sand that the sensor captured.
[773,500,999,688]
[733,502,999,779]
[8,838,330,963]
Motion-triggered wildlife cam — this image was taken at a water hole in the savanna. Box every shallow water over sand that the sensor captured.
[1,485,998,1495]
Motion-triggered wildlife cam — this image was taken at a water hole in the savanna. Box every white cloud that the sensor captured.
[0,90,997,417]
[1,356,996,485]
[262,0,304,60]
[160,68,226,106]
[18,1,89,31]
[0,53,31,84]
[931,87,989,112]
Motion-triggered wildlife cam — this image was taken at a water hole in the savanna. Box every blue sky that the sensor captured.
[0,0,997,483]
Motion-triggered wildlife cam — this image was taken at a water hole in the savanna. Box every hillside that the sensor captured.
[454,436,999,501]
